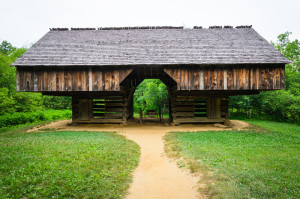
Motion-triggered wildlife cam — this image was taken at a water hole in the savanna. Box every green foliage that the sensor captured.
[0,41,71,128]
[0,40,16,55]
[134,79,169,113]
[0,130,140,198]
[0,109,71,128]
[0,88,16,115]
[230,32,300,123]
[164,121,300,198]
[42,96,72,109]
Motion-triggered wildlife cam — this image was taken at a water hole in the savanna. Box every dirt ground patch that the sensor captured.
[28,119,249,199]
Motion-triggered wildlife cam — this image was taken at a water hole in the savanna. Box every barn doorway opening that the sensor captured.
[133,79,170,122]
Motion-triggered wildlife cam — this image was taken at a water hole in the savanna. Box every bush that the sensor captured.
[0,109,72,128]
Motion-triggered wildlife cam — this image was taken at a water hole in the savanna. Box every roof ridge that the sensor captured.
[49,25,253,31]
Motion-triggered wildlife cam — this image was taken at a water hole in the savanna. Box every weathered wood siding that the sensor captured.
[72,94,131,124]
[164,65,285,91]
[17,67,132,92]
[171,94,229,124]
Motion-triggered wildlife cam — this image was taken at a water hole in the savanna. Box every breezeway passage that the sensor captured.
[29,119,249,199]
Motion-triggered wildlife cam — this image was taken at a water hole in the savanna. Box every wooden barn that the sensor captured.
[12,26,290,125]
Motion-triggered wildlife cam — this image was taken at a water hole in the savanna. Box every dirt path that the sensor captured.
[28,120,249,199]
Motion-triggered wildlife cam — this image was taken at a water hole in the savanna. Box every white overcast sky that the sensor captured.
[0,0,299,47]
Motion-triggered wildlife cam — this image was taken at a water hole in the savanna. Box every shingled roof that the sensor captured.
[12,26,290,66]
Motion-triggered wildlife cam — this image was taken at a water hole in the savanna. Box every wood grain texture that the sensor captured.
[163,65,284,91]
[17,65,285,92]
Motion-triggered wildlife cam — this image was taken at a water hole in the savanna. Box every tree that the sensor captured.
[133,79,169,114]
[0,40,16,55]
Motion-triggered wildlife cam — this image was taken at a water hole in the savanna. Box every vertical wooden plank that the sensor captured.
[43,70,48,91]
[25,71,32,91]
[184,68,189,90]
[46,71,50,91]
[114,69,120,91]
[80,69,85,91]
[259,67,268,90]
[266,67,270,90]
[78,69,83,91]
[60,70,64,91]
[238,68,244,89]
[245,67,249,89]
[93,68,100,91]
[250,68,254,89]
[99,70,104,91]
[275,67,280,89]
[23,70,28,91]
[105,71,110,91]
[56,72,59,91]
[92,68,97,91]
[50,71,56,91]
[84,69,89,91]
[199,69,204,90]
[72,69,78,91]
[194,68,199,90]
[111,70,115,91]
[204,69,210,90]
[180,69,185,90]
[233,68,238,89]
[37,70,43,91]
[183,68,188,90]
[223,69,227,90]
[269,67,274,89]
[212,69,217,90]
[227,69,232,90]
[218,69,223,90]
[175,68,181,90]
[188,68,193,90]
[64,69,72,91]
[280,65,285,89]
[240,67,245,89]
[21,69,26,91]
[30,71,34,91]
[16,68,20,91]
[259,68,263,90]
[88,67,92,91]
[255,67,259,90]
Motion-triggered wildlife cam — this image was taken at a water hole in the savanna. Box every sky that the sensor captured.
[0,0,299,47]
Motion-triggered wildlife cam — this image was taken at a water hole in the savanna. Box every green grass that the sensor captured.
[0,130,140,198]
[164,121,300,199]
[245,120,300,137]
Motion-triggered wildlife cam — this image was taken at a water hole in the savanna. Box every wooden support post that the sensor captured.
[72,97,79,123]
[122,95,127,124]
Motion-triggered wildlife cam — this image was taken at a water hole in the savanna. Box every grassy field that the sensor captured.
[164,121,300,199]
[0,129,140,198]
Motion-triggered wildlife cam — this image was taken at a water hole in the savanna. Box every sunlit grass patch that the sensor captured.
[0,130,140,198]
[164,121,300,199]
